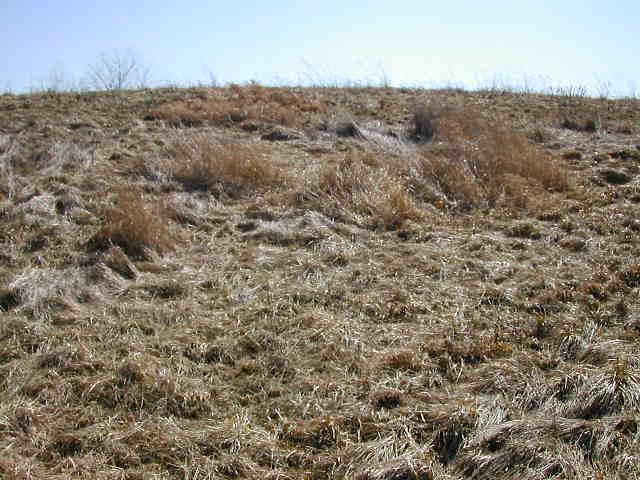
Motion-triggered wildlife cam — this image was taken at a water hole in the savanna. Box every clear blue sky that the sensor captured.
[2,0,639,95]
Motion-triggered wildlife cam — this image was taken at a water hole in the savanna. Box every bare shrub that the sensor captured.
[87,49,150,91]
[88,190,174,259]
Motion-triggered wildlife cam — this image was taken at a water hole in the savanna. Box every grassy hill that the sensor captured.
[1,84,639,479]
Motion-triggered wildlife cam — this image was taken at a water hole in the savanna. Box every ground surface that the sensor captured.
[0,85,639,479]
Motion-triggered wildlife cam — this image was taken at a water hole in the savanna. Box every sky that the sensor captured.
[2,0,639,95]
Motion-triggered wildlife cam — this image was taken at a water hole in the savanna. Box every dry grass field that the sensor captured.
[0,84,639,479]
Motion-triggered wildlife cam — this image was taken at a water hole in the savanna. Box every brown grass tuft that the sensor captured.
[415,153,484,208]
[166,135,283,198]
[312,151,422,229]
[118,361,145,385]
[560,116,598,132]
[568,359,640,419]
[619,264,640,287]
[376,185,424,230]
[410,104,438,141]
[50,433,84,457]
[370,388,403,410]
[88,190,174,259]
[479,129,569,193]
[281,416,341,449]
[102,245,139,279]
[380,349,421,371]
[416,119,569,209]
[0,287,20,311]
[356,460,433,480]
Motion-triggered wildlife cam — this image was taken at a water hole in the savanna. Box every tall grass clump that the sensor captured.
[409,104,438,142]
[166,135,283,198]
[312,151,422,229]
[412,107,569,209]
[0,134,18,200]
[88,190,174,259]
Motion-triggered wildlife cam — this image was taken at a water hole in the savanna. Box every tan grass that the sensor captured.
[356,459,433,480]
[88,189,174,259]
[0,134,18,200]
[477,129,569,192]
[415,153,484,208]
[150,99,257,126]
[7,267,88,321]
[312,151,422,229]
[148,86,324,128]
[416,121,569,209]
[166,135,284,197]
[3,86,640,480]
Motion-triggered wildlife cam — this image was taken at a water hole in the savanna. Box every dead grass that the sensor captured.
[380,349,421,371]
[148,85,325,128]
[356,459,434,480]
[619,263,640,287]
[88,189,174,259]
[0,287,19,311]
[164,135,284,198]
[1,86,639,479]
[6,267,89,321]
[0,135,18,200]
[369,388,404,410]
[568,359,640,419]
[409,104,438,142]
[415,118,569,209]
[308,151,422,229]
[560,116,599,132]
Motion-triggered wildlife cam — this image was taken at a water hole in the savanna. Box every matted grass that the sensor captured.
[0,85,639,479]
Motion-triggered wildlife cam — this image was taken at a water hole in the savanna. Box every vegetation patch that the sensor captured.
[88,190,174,259]
[164,135,284,198]
[0,85,639,479]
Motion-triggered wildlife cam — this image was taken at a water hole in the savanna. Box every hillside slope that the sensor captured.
[1,85,639,479]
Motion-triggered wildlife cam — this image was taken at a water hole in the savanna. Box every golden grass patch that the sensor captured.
[166,135,284,198]
[88,190,174,259]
